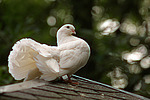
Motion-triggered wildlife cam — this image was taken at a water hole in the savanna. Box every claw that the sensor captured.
[61,75,79,85]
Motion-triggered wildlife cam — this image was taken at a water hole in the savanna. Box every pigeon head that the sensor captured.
[57,24,77,46]
[57,24,76,36]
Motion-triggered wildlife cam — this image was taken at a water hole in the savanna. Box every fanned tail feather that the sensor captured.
[8,38,60,81]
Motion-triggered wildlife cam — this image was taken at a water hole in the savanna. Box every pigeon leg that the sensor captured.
[60,75,79,85]
[67,75,79,85]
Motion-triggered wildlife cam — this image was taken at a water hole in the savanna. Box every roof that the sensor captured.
[0,75,149,100]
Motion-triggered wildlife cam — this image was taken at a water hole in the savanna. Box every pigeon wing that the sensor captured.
[59,39,90,75]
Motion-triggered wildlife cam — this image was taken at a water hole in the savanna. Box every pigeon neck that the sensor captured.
[57,31,77,46]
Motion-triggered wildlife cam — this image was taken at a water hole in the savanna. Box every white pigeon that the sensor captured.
[8,24,90,82]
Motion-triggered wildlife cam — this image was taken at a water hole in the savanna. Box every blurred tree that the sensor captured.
[0,0,150,98]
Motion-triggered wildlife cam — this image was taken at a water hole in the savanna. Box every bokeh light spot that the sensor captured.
[144,75,150,84]
[47,16,56,26]
[140,56,150,69]
[122,45,147,64]
[129,38,140,46]
[128,64,141,74]
[49,27,57,37]
[107,67,128,89]
[120,19,137,35]
[97,19,120,35]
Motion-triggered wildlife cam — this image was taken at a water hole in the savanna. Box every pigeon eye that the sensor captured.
[66,26,70,29]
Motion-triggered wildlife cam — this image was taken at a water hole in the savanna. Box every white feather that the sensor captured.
[8,38,60,81]
[8,24,90,81]
[58,39,90,76]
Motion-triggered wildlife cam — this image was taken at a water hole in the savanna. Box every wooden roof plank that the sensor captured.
[0,75,149,100]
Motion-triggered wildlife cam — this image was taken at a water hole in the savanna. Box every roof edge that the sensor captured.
[72,75,149,100]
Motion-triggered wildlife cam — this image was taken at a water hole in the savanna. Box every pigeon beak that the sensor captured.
[71,30,76,35]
